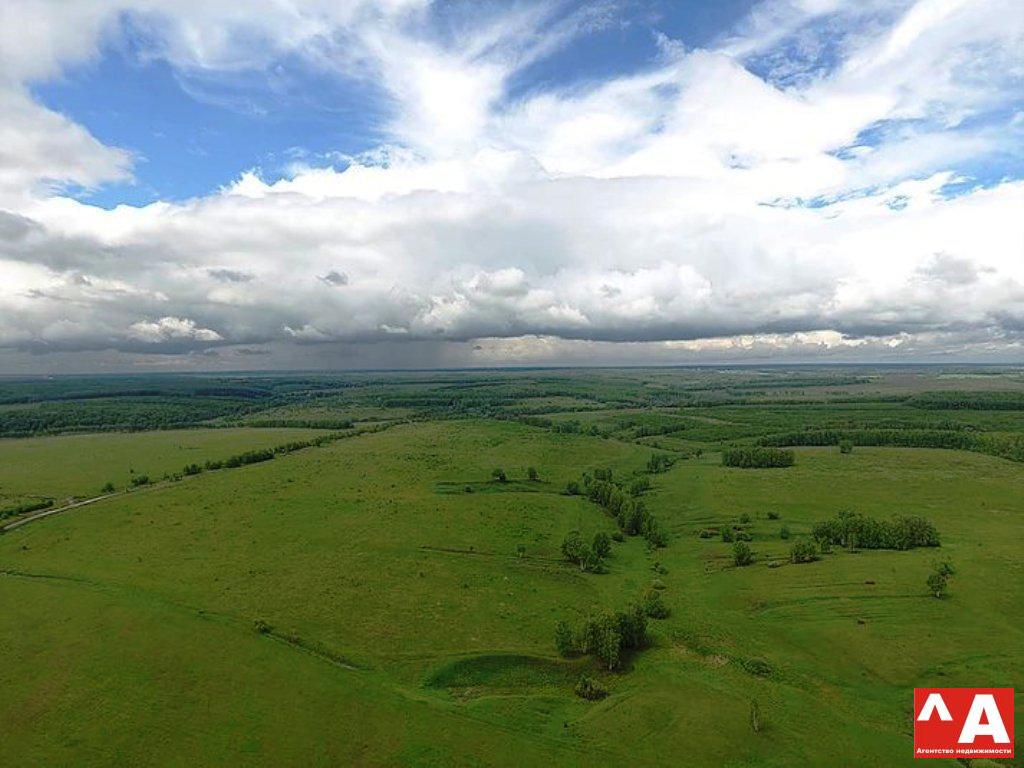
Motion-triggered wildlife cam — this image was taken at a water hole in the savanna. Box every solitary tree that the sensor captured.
[927,560,956,598]
[491,467,507,483]
[527,466,539,481]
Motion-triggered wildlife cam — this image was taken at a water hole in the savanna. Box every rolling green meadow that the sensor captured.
[1,367,1021,766]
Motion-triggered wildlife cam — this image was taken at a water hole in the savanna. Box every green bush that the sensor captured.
[733,541,754,567]
[253,618,272,635]
[574,675,607,700]
[640,588,670,619]
[839,440,853,454]
[779,525,791,540]
[743,658,773,677]
[645,453,674,474]
[790,539,819,564]
[592,531,612,559]
[642,516,669,548]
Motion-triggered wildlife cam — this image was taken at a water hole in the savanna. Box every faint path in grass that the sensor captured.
[261,628,362,671]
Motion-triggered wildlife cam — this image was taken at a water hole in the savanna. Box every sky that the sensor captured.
[0,0,1022,373]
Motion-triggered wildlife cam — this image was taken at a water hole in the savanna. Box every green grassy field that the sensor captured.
[0,427,328,508]
[1,369,1021,766]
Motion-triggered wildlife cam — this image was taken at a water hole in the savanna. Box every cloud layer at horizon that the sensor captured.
[1,0,1022,372]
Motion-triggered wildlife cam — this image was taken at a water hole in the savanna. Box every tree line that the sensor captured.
[566,467,669,548]
[905,390,1024,410]
[181,431,361,477]
[758,429,1024,463]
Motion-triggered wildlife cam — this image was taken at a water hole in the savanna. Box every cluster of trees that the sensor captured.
[560,530,612,573]
[811,511,940,550]
[722,447,795,468]
[570,471,669,548]
[645,453,675,473]
[0,498,54,521]
[555,604,648,670]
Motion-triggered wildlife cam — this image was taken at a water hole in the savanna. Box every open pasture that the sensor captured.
[1,368,1022,766]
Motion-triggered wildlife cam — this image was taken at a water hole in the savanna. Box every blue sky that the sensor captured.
[1,0,1023,372]
[32,1,758,207]
[32,38,386,206]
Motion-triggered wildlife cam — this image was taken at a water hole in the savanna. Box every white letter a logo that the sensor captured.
[959,694,1010,744]
[918,693,953,722]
